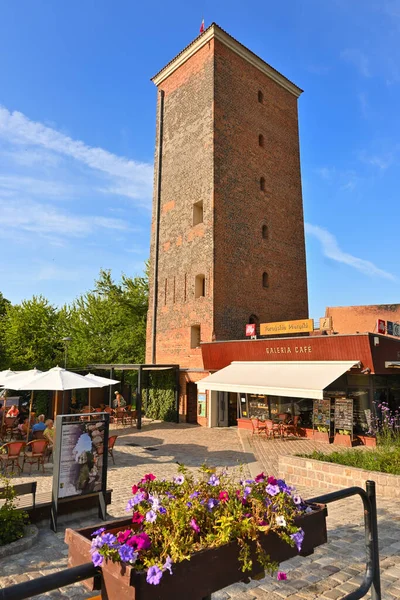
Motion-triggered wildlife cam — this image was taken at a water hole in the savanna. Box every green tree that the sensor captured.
[3,295,63,370]
[0,292,11,369]
[65,269,148,368]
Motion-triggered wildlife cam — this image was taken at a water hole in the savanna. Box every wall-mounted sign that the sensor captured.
[260,319,313,336]
[319,317,333,331]
[377,319,386,334]
[313,399,331,431]
[245,323,256,337]
[387,321,394,336]
[394,323,400,337]
[198,393,206,417]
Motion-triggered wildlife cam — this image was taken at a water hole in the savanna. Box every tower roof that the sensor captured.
[151,23,303,97]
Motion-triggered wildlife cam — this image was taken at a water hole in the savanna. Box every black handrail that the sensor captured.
[306,480,381,600]
[0,563,99,600]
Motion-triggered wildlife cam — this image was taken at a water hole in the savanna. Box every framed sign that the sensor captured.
[312,399,331,433]
[51,412,109,531]
[377,319,386,334]
[198,393,206,418]
[245,324,256,337]
[334,398,353,437]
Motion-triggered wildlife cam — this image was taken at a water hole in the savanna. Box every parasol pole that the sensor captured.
[26,390,34,443]
[89,388,91,412]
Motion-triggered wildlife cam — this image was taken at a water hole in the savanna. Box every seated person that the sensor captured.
[113,391,126,409]
[6,404,19,418]
[32,414,46,433]
[18,418,29,436]
[44,419,55,446]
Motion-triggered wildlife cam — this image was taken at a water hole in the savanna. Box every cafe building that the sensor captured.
[196,331,400,441]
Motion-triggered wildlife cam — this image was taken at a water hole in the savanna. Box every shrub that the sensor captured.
[299,449,400,475]
[0,475,28,546]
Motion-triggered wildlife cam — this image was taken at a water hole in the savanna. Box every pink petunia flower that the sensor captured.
[277,571,287,581]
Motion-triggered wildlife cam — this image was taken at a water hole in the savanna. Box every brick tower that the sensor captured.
[146,24,308,423]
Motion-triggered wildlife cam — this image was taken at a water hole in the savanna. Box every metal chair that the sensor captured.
[265,419,281,439]
[108,435,118,465]
[23,439,48,474]
[0,441,26,474]
[250,418,267,435]
[3,417,18,441]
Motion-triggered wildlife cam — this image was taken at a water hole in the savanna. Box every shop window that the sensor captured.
[262,224,268,239]
[195,274,205,298]
[190,325,201,349]
[262,272,269,288]
[260,177,265,191]
[193,200,204,226]
[259,134,264,148]
[258,90,263,103]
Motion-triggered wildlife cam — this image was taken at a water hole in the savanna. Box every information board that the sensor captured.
[51,412,109,531]
[198,393,206,418]
[313,399,331,430]
[334,398,353,433]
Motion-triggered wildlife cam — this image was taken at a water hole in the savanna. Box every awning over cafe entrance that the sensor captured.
[196,360,360,400]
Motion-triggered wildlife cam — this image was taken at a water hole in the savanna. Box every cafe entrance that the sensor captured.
[217,392,238,427]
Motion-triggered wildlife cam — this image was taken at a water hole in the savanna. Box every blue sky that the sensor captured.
[0,0,399,320]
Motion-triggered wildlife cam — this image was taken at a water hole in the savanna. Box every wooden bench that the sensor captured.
[0,481,37,510]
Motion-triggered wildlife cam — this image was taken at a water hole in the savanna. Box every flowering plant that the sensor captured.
[90,465,312,586]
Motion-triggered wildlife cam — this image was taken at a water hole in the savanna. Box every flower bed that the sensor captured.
[66,466,327,599]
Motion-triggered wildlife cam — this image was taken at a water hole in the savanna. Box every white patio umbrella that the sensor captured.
[11,366,104,419]
[0,369,20,387]
[0,368,42,439]
[84,373,120,411]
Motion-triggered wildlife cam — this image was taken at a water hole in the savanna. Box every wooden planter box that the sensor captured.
[66,506,327,600]
[333,433,353,447]
[313,430,331,443]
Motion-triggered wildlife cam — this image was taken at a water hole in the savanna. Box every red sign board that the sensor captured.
[246,324,256,337]
[377,319,386,334]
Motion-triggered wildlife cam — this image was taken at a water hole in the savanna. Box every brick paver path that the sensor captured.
[0,423,399,599]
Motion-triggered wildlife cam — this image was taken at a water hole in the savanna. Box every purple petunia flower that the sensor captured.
[243,486,252,499]
[207,498,220,511]
[163,556,173,575]
[208,474,220,486]
[146,565,163,585]
[266,484,280,496]
[101,533,117,546]
[91,536,105,551]
[92,551,103,567]
[174,475,185,485]
[291,529,305,552]
[91,527,105,537]
[186,501,192,508]
[119,544,137,563]
[189,491,199,499]
[159,506,167,514]
[277,571,287,581]
[146,510,157,523]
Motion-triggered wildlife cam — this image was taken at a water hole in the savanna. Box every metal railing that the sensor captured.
[0,481,381,600]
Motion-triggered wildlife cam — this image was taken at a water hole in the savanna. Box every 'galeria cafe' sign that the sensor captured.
[265,345,312,355]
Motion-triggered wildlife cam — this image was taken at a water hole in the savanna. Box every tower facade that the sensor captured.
[146,24,308,422]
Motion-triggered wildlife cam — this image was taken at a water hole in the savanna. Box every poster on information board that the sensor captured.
[312,399,331,434]
[334,398,354,438]
[51,412,109,531]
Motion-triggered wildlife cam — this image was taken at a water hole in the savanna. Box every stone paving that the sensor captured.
[0,422,399,599]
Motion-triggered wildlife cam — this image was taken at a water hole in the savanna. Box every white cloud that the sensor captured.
[305,223,396,280]
[359,152,394,170]
[341,48,371,77]
[0,105,153,204]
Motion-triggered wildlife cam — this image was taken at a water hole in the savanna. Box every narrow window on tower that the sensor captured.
[260,177,266,191]
[190,324,201,349]
[193,200,204,226]
[258,90,263,103]
[164,278,168,305]
[262,272,269,288]
[259,134,264,148]
[262,224,268,239]
[195,274,205,298]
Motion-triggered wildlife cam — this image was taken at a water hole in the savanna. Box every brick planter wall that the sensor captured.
[278,455,400,500]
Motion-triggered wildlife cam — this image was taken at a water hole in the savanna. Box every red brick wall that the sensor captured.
[213,39,308,341]
[326,304,400,335]
[146,41,215,368]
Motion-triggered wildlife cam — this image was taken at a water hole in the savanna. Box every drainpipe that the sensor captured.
[151,89,165,364]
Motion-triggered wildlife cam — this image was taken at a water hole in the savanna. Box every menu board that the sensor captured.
[313,399,331,428]
[198,393,206,418]
[334,398,353,432]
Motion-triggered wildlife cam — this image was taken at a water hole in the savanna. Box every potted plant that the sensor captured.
[333,429,353,447]
[313,425,330,443]
[66,466,327,599]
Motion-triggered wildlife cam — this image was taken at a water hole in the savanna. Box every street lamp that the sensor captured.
[61,336,72,369]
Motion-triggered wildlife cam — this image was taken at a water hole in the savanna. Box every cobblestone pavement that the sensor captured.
[0,423,399,599]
